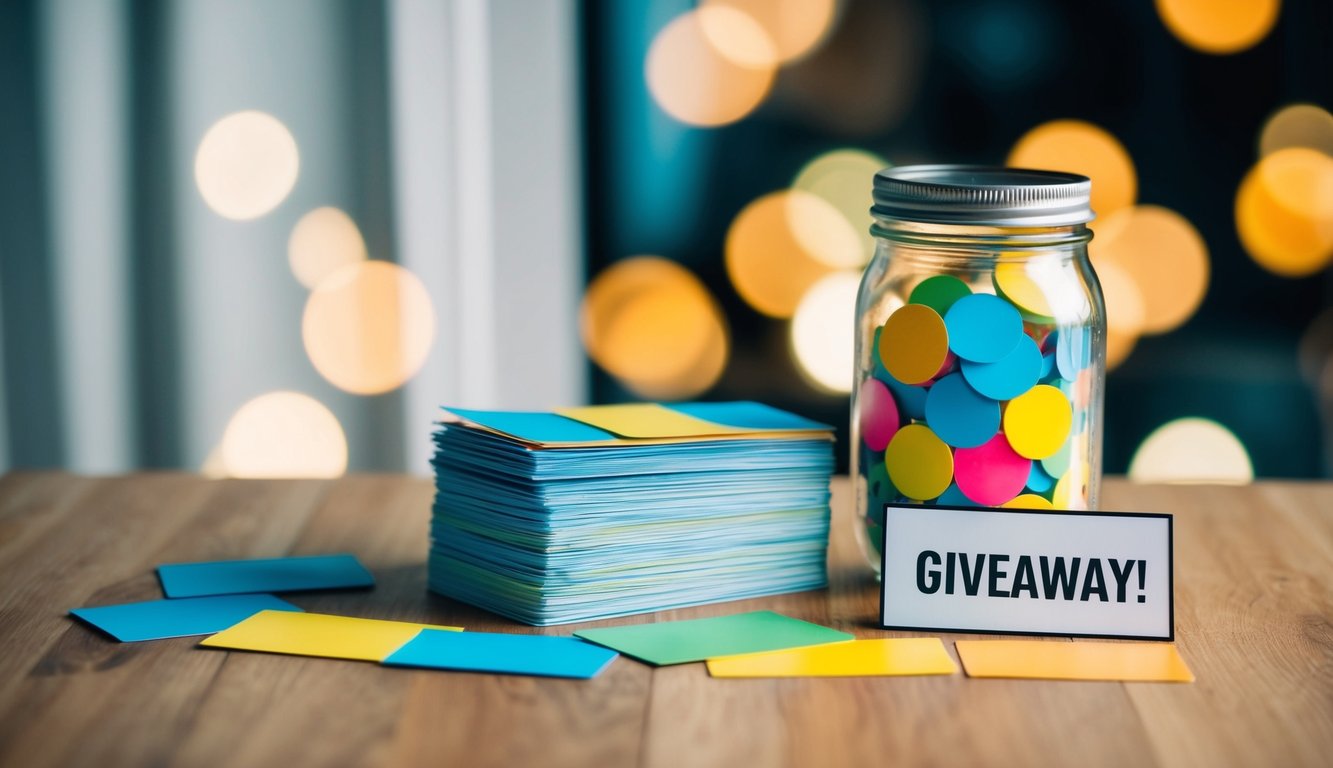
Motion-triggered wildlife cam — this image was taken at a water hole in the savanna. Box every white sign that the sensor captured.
[880,504,1173,640]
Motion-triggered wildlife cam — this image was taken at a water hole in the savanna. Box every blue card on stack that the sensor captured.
[428,402,836,625]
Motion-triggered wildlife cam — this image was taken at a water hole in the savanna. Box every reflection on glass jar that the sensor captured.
[853,166,1106,573]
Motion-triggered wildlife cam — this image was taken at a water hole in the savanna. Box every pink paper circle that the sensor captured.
[859,378,900,451]
[953,433,1031,506]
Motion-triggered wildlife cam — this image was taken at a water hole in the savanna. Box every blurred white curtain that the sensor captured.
[0,0,583,475]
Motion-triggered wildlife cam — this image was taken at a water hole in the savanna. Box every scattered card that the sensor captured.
[574,611,852,666]
[69,594,301,642]
[955,640,1195,682]
[199,610,462,662]
[706,638,958,678]
[157,553,374,598]
[383,630,618,679]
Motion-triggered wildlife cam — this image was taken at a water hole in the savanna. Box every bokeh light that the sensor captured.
[217,391,348,478]
[581,256,729,399]
[791,271,860,393]
[792,148,889,268]
[726,190,850,317]
[1235,147,1333,277]
[646,8,777,127]
[700,0,837,64]
[1129,417,1254,484]
[1094,258,1146,371]
[288,207,368,290]
[1259,103,1333,159]
[1154,0,1280,55]
[1007,119,1137,217]
[302,261,436,395]
[1090,205,1209,335]
[194,110,300,221]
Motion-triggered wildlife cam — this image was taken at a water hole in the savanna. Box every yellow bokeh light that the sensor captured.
[1259,103,1333,158]
[701,0,838,64]
[1090,205,1209,335]
[791,271,860,393]
[1129,418,1253,485]
[1007,120,1137,217]
[646,9,777,127]
[792,148,888,268]
[194,110,300,221]
[302,261,436,395]
[1155,0,1280,55]
[218,391,348,478]
[727,190,850,317]
[581,256,729,399]
[1236,147,1333,277]
[1094,258,1145,371]
[288,207,368,290]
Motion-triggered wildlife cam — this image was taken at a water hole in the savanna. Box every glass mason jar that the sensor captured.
[853,166,1106,572]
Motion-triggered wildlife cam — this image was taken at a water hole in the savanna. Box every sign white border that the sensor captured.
[879,504,1174,641]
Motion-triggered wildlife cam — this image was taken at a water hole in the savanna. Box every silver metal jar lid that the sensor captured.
[872,165,1094,227]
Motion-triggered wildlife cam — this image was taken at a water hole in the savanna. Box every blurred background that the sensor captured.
[0,0,1330,482]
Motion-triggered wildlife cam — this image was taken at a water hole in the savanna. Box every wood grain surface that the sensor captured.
[0,472,1328,768]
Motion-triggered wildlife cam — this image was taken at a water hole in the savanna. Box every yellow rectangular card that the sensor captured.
[199,610,462,662]
[706,638,958,678]
[955,640,1194,682]
[555,404,751,439]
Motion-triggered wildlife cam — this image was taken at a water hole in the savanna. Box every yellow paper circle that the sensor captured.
[993,262,1055,319]
[1003,384,1073,459]
[884,424,954,501]
[1001,494,1055,510]
[878,304,949,385]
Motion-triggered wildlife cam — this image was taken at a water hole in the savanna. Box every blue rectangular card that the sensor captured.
[383,629,619,679]
[69,594,301,642]
[157,553,374,598]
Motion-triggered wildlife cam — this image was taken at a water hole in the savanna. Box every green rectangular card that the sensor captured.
[573,610,853,666]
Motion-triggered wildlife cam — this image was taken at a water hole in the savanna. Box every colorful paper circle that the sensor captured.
[960,335,1043,401]
[1004,384,1073,459]
[1056,326,1091,381]
[944,294,1023,363]
[881,374,928,420]
[879,305,951,385]
[1039,350,1056,380]
[1040,440,1072,478]
[1025,462,1057,494]
[884,424,954,501]
[859,378,900,451]
[924,373,1000,448]
[909,275,972,316]
[993,262,1055,319]
[953,433,1031,506]
[1002,493,1055,510]
[936,483,973,507]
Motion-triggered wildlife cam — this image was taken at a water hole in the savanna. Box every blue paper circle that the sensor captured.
[924,373,1000,448]
[1056,326,1091,381]
[1026,462,1056,493]
[1039,350,1056,380]
[879,373,928,421]
[960,335,1043,401]
[944,294,1023,363]
[936,483,973,507]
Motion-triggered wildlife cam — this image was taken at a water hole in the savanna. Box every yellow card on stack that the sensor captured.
[955,640,1194,682]
[555,404,751,439]
[707,638,958,678]
[199,610,462,662]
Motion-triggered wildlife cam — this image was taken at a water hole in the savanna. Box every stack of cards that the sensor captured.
[428,402,836,625]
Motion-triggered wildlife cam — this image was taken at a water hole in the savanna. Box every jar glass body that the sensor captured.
[852,220,1106,572]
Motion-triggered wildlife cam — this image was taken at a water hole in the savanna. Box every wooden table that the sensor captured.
[0,473,1329,767]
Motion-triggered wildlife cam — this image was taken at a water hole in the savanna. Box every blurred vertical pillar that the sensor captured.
[39,0,135,473]
[169,0,401,470]
[388,0,585,472]
[0,0,65,469]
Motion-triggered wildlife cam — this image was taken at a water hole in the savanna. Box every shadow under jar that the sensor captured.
[853,166,1107,573]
